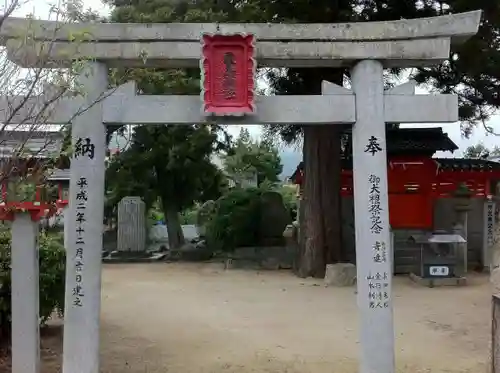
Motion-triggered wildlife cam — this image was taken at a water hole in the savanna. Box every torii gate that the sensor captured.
[0,11,481,373]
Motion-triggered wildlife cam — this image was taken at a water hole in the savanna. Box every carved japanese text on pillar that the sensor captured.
[223,52,236,100]
[72,176,88,307]
[74,137,95,160]
[372,241,387,263]
[368,174,383,234]
[364,136,382,156]
[367,271,390,309]
[487,203,494,246]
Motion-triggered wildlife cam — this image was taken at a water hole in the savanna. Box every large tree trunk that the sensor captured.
[292,69,345,278]
[161,200,185,249]
[296,126,342,278]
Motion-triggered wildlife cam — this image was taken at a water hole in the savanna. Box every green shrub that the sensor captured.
[0,229,65,340]
[195,200,216,233]
[205,188,262,252]
[180,207,198,225]
[277,186,298,221]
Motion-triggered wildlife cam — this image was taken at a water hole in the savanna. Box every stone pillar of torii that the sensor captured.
[0,10,481,373]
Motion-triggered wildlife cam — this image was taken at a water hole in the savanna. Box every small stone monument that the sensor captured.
[324,263,357,287]
[117,196,146,252]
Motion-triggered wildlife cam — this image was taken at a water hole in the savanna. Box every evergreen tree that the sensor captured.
[223,128,283,187]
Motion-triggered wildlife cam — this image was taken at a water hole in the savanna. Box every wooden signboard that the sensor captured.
[201,33,256,116]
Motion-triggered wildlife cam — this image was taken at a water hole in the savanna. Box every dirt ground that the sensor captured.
[9,263,494,372]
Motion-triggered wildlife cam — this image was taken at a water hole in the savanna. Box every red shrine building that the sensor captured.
[290,128,500,273]
[0,130,69,216]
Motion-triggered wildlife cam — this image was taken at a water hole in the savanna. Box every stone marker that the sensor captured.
[117,196,146,252]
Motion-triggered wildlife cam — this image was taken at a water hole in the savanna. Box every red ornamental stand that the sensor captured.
[0,201,58,221]
[0,180,67,221]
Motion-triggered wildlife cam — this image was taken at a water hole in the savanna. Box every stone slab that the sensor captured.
[0,11,480,43]
[324,263,357,287]
[409,273,467,287]
[102,252,167,263]
[6,38,451,68]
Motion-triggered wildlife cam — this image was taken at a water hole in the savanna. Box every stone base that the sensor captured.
[409,272,467,288]
[223,246,296,271]
[324,263,357,287]
[103,251,167,263]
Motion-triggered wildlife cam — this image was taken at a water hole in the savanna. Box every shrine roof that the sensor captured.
[339,127,458,160]
[289,129,499,181]
[290,127,459,179]
[0,130,63,141]
[434,158,500,171]
[385,127,458,154]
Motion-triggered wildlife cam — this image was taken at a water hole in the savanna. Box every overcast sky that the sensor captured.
[12,0,500,157]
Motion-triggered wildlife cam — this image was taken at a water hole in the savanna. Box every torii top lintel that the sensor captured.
[0,11,481,69]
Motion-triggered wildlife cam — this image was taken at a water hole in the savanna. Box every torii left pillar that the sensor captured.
[11,212,40,373]
[62,62,107,373]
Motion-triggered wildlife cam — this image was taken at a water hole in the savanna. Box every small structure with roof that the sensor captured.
[408,232,467,287]
[0,130,69,220]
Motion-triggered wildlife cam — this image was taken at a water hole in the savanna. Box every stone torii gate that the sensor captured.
[0,11,481,373]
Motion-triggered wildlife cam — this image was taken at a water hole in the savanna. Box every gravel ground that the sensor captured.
[4,262,491,373]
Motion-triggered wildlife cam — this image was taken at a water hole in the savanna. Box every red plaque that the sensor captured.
[201,33,256,116]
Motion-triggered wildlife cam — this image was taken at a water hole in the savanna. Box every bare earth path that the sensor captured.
[98,263,489,373]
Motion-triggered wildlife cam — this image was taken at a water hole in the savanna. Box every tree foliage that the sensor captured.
[463,143,500,159]
[205,187,263,252]
[223,128,283,187]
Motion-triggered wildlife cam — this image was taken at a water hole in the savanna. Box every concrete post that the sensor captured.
[454,200,470,274]
[63,205,70,249]
[62,62,107,373]
[11,213,40,373]
[351,60,395,373]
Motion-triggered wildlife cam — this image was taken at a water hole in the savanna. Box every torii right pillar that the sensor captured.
[349,18,480,373]
[351,59,393,373]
